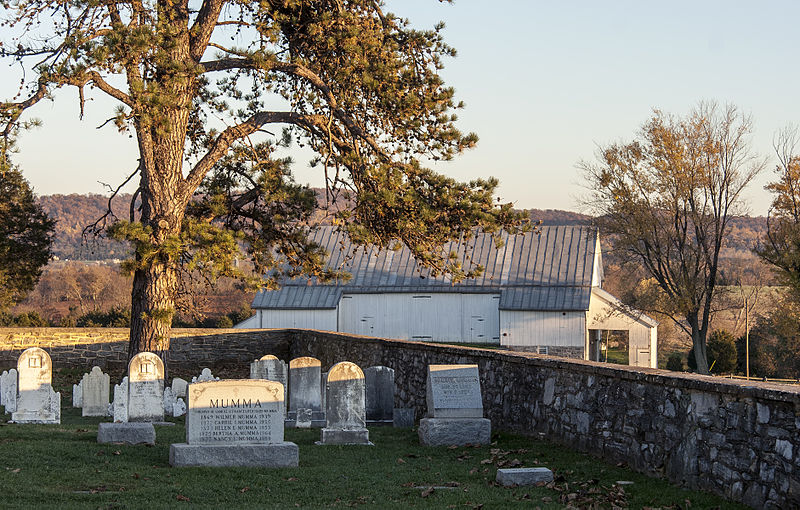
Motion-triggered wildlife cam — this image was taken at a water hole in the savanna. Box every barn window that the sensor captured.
[537,346,549,355]
[412,295,432,299]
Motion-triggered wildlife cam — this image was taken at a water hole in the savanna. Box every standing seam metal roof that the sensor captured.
[251,225,598,311]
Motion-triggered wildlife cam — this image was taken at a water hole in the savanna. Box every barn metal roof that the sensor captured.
[251,225,599,311]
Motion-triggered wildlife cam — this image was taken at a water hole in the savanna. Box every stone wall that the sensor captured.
[0,328,290,374]
[0,327,797,508]
[290,330,800,509]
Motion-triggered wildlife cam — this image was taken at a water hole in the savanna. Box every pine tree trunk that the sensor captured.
[128,258,178,363]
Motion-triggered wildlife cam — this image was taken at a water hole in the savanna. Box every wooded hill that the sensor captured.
[38,193,769,261]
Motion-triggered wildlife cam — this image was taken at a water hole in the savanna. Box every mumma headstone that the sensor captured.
[11,347,60,424]
[318,362,372,445]
[2,369,17,413]
[128,352,165,422]
[418,364,490,446]
[81,366,110,417]
[288,357,324,427]
[250,355,287,410]
[170,379,298,467]
[365,366,394,424]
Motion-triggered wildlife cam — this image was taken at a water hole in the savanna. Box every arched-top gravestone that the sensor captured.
[12,347,60,424]
[318,361,371,445]
[288,356,324,428]
[251,355,288,414]
[81,366,110,417]
[128,352,165,422]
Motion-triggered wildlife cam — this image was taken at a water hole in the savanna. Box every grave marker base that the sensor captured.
[169,442,299,467]
[418,417,491,446]
[97,422,156,445]
[317,428,373,446]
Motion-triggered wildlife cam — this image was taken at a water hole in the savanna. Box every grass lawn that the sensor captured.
[0,408,743,509]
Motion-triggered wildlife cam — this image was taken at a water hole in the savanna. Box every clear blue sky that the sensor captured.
[8,0,800,215]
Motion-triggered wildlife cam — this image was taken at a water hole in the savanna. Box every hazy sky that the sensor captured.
[8,0,800,215]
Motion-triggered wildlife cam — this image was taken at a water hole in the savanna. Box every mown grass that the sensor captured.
[0,407,744,510]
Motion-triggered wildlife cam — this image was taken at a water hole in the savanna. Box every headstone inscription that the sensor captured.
[288,357,324,427]
[169,379,299,467]
[128,352,165,422]
[2,369,17,413]
[11,347,60,424]
[365,366,395,424]
[82,366,111,417]
[418,364,490,446]
[318,362,372,445]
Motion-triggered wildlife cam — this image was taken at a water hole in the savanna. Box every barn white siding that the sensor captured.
[499,310,586,348]
[586,288,658,368]
[338,293,500,344]
[255,309,337,331]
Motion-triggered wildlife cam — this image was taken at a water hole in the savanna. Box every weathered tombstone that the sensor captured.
[170,379,298,467]
[496,467,554,487]
[0,370,6,407]
[318,362,372,445]
[320,371,327,415]
[112,376,129,423]
[128,352,165,422]
[11,347,60,424]
[365,366,395,424]
[250,355,288,411]
[163,387,176,415]
[171,378,189,399]
[1,369,16,413]
[288,357,324,427]
[173,397,186,417]
[72,382,83,408]
[82,366,111,417]
[418,364,490,446]
[192,368,218,383]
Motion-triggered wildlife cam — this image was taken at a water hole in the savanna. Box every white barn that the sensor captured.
[238,225,658,368]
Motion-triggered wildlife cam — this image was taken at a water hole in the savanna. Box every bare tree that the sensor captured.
[581,103,765,374]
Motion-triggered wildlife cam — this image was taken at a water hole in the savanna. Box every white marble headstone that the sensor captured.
[112,376,129,422]
[325,362,366,431]
[72,382,83,408]
[251,356,288,412]
[186,379,284,444]
[192,368,218,383]
[128,352,165,422]
[12,347,60,424]
[2,369,18,413]
[425,364,483,418]
[82,366,110,417]
[171,378,188,399]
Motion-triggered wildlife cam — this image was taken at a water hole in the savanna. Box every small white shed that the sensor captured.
[240,225,657,368]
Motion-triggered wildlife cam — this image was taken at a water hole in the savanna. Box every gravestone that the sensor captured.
[171,378,189,399]
[173,397,186,417]
[1,369,16,413]
[163,387,176,415]
[192,368,218,383]
[318,362,372,445]
[418,364,490,446]
[82,366,111,417]
[287,357,324,427]
[11,347,60,424]
[72,382,83,408]
[111,376,129,422]
[170,379,298,467]
[496,467,554,487]
[128,352,165,422]
[365,366,395,424]
[250,355,288,411]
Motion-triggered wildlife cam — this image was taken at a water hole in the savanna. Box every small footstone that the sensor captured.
[393,408,414,428]
[317,428,373,446]
[97,422,156,445]
[170,443,299,467]
[418,417,491,446]
[496,467,554,487]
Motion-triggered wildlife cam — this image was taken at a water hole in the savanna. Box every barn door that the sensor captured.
[635,348,650,367]
[470,315,486,343]
[358,316,375,336]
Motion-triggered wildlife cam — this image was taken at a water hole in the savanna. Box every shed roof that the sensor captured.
[252,225,599,311]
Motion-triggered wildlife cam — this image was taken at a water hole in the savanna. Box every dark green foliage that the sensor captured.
[666,352,684,372]
[706,330,737,374]
[740,299,800,379]
[0,162,55,311]
[75,306,131,328]
[0,310,49,327]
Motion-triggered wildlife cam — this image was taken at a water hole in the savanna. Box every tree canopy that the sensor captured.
[0,0,527,357]
[581,103,764,374]
[0,159,55,311]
